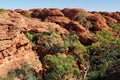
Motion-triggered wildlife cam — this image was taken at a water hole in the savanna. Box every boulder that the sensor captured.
[87,13,111,31]
[100,12,113,17]
[39,8,64,20]
[45,16,71,27]
[65,21,97,45]
[14,9,23,13]
[62,8,88,20]
[20,10,32,16]
[30,8,42,18]
[112,12,120,22]
[104,16,117,24]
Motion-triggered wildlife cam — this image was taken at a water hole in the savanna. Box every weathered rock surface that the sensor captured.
[0,9,71,77]
[100,12,120,23]
[87,13,111,31]
[30,8,42,18]
[0,10,64,77]
[0,8,120,77]
[62,8,88,20]
[0,27,42,76]
[104,16,117,24]
[14,8,120,44]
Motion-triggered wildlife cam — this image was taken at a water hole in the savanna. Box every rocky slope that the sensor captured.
[0,8,120,80]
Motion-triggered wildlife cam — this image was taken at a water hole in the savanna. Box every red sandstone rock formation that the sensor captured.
[104,16,117,24]
[62,8,88,20]
[87,13,111,31]
[0,9,71,76]
[0,8,120,77]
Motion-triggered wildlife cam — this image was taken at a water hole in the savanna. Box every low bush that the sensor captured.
[0,8,6,13]
[76,13,92,29]
[8,63,41,80]
[23,14,31,18]
[0,76,13,80]
[110,23,120,37]
[87,30,120,79]
[43,53,82,80]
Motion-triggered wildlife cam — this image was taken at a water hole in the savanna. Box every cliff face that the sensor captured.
[0,8,120,79]
[15,8,120,44]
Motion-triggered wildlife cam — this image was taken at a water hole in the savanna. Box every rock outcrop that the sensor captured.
[0,8,120,78]
[13,8,120,45]
[87,13,111,31]
[0,9,71,77]
[0,21,41,76]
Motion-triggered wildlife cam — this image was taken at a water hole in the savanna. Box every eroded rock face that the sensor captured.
[0,10,71,77]
[14,8,120,31]
[45,16,71,27]
[15,8,120,45]
[62,8,88,20]
[100,12,120,23]
[0,26,42,76]
[30,8,42,18]
[40,8,64,17]
[0,10,69,34]
[65,21,96,44]
[87,13,111,31]
[104,16,117,24]
[0,8,120,76]
[0,10,28,30]
[112,12,120,22]
[31,8,64,20]
[27,18,69,34]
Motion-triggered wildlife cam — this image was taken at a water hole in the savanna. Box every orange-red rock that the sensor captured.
[62,8,88,20]
[87,13,111,31]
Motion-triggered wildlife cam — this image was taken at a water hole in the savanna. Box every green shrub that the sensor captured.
[76,13,87,24]
[23,14,31,18]
[87,30,120,79]
[8,63,41,80]
[0,76,13,80]
[96,30,114,44]
[85,21,93,28]
[110,23,120,36]
[44,18,49,22]
[25,29,120,80]
[25,32,35,47]
[76,13,92,29]
[25,31,69,54]
[43,53,82,80]
[69,33,89,67]
[0,8,6,13]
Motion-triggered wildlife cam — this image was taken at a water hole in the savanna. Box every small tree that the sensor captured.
[43,53,82,80]
[87,30,120,79]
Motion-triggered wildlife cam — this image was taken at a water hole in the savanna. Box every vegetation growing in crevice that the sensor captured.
[25,31,68,57]
[23,14,32,18]
[76,13,92,29]
[110,23,120,37]
[0,8,6,13]
[8,63,41,80]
